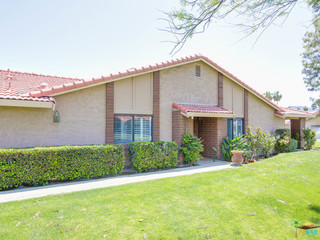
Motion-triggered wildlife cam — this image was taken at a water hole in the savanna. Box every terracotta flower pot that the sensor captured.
[231,150,244,165]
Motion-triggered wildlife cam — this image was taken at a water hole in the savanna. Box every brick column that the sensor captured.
[153,71,160,141]
[218,72,223,107]
[106,82,114,144]
[244,89,248,133]
[172,109,184,164]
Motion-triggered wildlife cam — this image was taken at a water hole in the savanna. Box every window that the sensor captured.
[114,115,152,143]
[227,118,244,139]
[195,65,201,77]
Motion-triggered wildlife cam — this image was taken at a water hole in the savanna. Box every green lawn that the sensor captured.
[1,150,320,240]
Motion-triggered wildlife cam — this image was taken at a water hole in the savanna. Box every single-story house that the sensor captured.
[306,110,320,138]
[0,54,315,164]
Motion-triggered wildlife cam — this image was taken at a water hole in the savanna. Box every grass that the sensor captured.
[314,139,320,150]
[1,150,320,239]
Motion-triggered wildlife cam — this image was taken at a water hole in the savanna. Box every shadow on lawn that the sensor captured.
[309,205,320,224]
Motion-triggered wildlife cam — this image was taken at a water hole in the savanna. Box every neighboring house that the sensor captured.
[0,55,315,162]
[306,110,320,139]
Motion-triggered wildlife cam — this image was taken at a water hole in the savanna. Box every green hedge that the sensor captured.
[129,141,178,172]
[289,138,298,152]
[0,145,125,190]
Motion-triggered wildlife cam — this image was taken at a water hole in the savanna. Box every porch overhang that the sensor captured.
[172,102,234,118]
[275,107,315,119]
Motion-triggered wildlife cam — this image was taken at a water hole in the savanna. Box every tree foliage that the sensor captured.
[302,17,320,100]
[163,0,304,54]
[263,90,282,104]
[263,91,274,101]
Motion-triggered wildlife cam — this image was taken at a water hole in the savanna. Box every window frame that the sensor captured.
[114,114,153,144]
[227,118,244,139]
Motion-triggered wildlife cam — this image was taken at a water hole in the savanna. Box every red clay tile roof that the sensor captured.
[172,103,233,115]
[275,107,315,118]
[0,54,282,111]
[0,69,82,97]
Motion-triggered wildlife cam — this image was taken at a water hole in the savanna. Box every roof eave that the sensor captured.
[0,99,54,109]
[183,111,234,118]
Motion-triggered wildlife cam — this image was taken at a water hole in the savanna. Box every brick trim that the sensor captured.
[106,82,114,144]
[244,89,248,132]
[218,72,223,107]
[153,71,160,141]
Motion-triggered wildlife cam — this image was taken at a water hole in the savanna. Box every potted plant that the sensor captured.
[230,149,244,165]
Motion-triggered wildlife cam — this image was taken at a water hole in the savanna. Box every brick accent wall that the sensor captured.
[218,72,223,107]
[106,82,114,144]
[244,89,248,132]
[197,117,227,159]
[153,71,160,141]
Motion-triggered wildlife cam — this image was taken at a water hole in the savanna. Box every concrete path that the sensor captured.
[0,160,232,203]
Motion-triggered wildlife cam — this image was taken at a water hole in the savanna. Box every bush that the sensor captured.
[289,138,298,152]
[302,128,317,150]
[245,127,276,159]
[129,141,178,172]
[179,133,204,164]
[275,136,290,153]
[0,145,125,190]
[275,129,291,153]
[275,129,291,139]
[221,136,246,162]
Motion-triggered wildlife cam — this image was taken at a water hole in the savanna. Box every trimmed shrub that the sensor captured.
[0,145,125,190]
[289,138,298,152]
[179,133,204,164]
[129,141,178,172]
[302,128,317,150]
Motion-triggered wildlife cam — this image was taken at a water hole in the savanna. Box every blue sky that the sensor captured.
[0,0,318,107]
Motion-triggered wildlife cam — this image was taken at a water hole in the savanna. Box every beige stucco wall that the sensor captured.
[223,76,244,118]
[114,73,153,114]
[306,115,320,127]
[248,92,287,134]
[0,85,106,148]
[160,62,218,141]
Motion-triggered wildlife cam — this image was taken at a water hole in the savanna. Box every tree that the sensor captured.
[302,17,320,106]
[163,0,320,55]
[163,0,320,105]
[263,90,282,104]
[263,91,274,101]
[303,106,309,111]
[272,91,283,105]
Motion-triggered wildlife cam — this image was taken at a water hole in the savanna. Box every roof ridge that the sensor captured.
[0,68,84,81]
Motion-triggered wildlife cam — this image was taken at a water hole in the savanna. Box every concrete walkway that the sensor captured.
[0,160,232,203]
